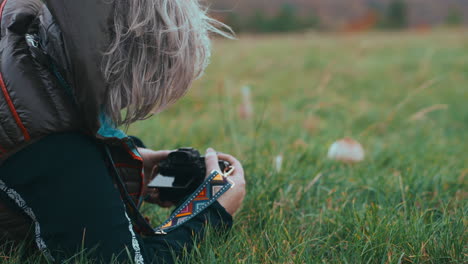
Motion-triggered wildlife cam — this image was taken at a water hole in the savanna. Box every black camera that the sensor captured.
[148,148,230,203]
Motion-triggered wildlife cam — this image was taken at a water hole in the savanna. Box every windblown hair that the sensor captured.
[102,0,231,126]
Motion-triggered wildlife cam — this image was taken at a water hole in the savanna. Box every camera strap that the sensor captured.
[105,145,233,235]
[154,170,233,234]
[104,145,156,235]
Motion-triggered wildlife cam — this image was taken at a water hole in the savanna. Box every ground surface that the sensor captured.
[3,30,468,263]
[130,30,467,264]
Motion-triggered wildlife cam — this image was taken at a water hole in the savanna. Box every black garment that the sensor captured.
[41,0,114,131]
[0,0,80,155]
[0,132,232,263]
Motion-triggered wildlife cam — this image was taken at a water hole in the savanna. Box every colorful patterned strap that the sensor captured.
[107,143,234,236]
[154,170,232,234]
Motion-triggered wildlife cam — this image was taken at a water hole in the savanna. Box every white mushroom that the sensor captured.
[327,138,365,163]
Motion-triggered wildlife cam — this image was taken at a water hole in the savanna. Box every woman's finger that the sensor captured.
[149,150,171,162]
[138,148,171,163]
[205,148,221,174]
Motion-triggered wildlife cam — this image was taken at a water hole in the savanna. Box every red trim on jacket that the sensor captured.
[122,144,145,198]
[0,0,31,143]
[0,1,7,19]
[0,0,7,154]
[123,143,143,161]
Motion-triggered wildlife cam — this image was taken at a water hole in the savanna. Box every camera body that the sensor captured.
[149,148,229,203]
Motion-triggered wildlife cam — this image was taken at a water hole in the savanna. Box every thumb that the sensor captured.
[205,148,220,175]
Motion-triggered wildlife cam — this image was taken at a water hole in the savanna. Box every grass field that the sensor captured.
[133,30,467,264]
[3,30,468,263]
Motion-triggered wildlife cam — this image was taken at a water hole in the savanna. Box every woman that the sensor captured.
[0,0,246,263]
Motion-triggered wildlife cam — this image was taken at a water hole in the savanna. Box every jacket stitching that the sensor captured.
[0,0,31,143]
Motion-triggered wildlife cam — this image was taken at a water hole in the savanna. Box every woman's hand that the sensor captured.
[137,148,173,207]
[204,148,246,216]
[138,148,171,178]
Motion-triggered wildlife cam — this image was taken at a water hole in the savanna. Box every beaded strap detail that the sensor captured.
[154,170,232,234]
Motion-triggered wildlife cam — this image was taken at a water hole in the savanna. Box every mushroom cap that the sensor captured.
[327,137,365,163]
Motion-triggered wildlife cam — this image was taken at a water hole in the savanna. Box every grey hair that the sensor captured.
[102,0,232,126]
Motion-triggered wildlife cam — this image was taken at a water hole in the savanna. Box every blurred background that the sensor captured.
[130,1,467,262]
[208,0,468,32]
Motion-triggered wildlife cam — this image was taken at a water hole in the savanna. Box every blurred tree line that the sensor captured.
[225,4,318,33]
[223,0,463,33]
[378,0,408,29]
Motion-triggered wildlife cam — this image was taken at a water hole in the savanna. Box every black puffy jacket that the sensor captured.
[0,3,235,261]
[0,0,150,235]
[0,0,114,160]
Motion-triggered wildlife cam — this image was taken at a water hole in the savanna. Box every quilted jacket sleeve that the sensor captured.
[0,0,79,154]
